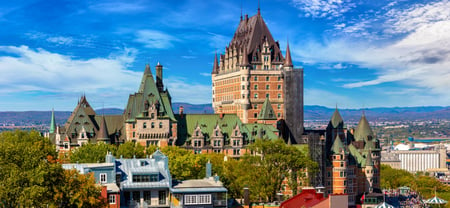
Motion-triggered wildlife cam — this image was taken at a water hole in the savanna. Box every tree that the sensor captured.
[0,130,107,207]
[69,143,116,163]
[54,169,108,208]
[161,146,208,180]
[115,141,145,158]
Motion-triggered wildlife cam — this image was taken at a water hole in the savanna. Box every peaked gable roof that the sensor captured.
[258,98,277,120]
[330,107,344,128]
[331,135,345,155]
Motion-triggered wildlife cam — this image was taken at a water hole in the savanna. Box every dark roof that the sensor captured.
[97,116,109,141]
[366,150,374,166]
[284,41,293,67]
[331,135,345,155]
[229,12,284,65]
[212,52,219,74]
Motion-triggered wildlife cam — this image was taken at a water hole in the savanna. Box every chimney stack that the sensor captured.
[156,62,163,92]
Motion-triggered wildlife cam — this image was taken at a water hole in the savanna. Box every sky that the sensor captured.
[0,0,449,111]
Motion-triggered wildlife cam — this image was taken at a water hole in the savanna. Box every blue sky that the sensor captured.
[0,0,449,111]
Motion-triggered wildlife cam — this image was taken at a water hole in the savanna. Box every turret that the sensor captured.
[212,52,219,74]
[97,116,110,143]
[283,41,293,68]
[156,62,164,92]
[365,150,374,192]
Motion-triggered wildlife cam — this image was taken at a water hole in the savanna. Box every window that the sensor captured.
[278,94,281,99]
[278,76,281,81]
[133,132,135,138]
[254,76,257,81]
[184,194,212,205]
[109,195,116,204]
[254,93,258,98]
[254,113,258,118]
[159,122,163,128]
[100,173,107,183]
[64,142,69,149]
[235,130,238,136]
[159,191,166,205]
[242,85,245,90]
[254,104,258,109]
[132,174,159,182]
[327,171,331,177]
[266,76,269,81]
[277,113,281,118]
[151,122,155,128]
[266,85,269,90]
[233,149,241,155]
[277,85,281,90]
[266,94,269,98]
[254,85,258,90]
[144,191,151,205]
[215,131,219,136]
[277,104,281,109]
[233,140,240,146]
[143,122,147,129]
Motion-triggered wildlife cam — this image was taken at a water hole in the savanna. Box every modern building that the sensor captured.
[381,144,447,173]
[211,9,304,143]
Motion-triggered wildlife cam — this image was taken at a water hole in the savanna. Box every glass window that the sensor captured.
[254,76,257,81]
[278,94,281,99]
[254,93,258,98]
[143,122,147,129]
[100,173,107,183]
[109,195,116,204]
[266,76,269,81]
[159,191,166,205]
[151,122,154,128]
[278,85,281,90]
[159,122,163,128]
[266,85,269,90]
[254,85,258,90]
[266,94,269,98]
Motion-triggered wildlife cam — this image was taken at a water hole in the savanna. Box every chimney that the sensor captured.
[243,187,250,205]
[206,160,212,178]
[218,106,224,119]
[156,62,163,92]
[179,106,184,118]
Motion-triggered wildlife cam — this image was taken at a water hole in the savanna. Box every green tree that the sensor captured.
[69,142,116,163]
[161,146,208,180]
[115,141,145,158]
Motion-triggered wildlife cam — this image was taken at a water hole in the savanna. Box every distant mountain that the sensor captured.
[0,104,449,127]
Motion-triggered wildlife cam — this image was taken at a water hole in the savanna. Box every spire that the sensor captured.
[241,47,250,67]
[144,63,151,75]
[284,41,293,67]
[212,52,219,74]
[257,0,260,15]
[50,108,56,134]
[97,116,109,142]
[330,106,344,128]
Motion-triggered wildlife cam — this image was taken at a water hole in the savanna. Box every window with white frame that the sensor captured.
[184,194,212,205]
[109,195,116,204]
[100,173,107,183]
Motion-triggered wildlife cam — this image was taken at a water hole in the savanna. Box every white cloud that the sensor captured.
[292,0,450,105]
[291,0,356,18]
[89,1,147,13]
[200,72,211,77]
[0,45,140,94]
[46,36,74,45]
[165,77,212,104]
[181,55,196,59]
[135,30,179,49]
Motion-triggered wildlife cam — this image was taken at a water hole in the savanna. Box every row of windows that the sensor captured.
[143,122,163,129]
[253,112,281,118]
[132,174,159,182]
[253,93,282,99]
[251,84,282,90]
[184,194,212,205]
[254,104,282,110]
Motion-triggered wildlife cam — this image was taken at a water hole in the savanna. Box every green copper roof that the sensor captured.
[258,98,277,120]
[348,144,366,167]
[366,150,374,166]
[244,123,279,140]
[330,107,344,128]
[354,114,374,141]
[50,108,56,134]
[331,135,345,155]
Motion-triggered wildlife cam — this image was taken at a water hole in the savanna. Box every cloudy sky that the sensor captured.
[0,0,449,111]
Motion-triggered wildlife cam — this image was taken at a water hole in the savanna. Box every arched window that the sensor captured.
[143,122,147,129]
[151,122,154,128]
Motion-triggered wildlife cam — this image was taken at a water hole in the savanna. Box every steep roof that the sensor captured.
[258,98,277,120]
[354,113,374,141]
[212,52,219,74]
[331,135,345,155]
[97,116,109,142]
[125,64,176,122]
[330,107,344,128]
[366,150,374,166]
[50,108,56,133]
[284,41,293,67]
[229,12,284,65]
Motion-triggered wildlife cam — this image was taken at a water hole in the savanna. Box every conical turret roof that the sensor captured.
[212,52,219,74]
[354,113,374,141]
[284,41,293,67]
[366,149,374,166]
[330,107,344,128]
[331,135,345,155]
[144,63,151,75]
[97,116,109,142]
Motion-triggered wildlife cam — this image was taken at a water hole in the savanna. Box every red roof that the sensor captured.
[280,188,325,208]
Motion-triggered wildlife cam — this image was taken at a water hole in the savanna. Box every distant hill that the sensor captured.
[0,104,449,127]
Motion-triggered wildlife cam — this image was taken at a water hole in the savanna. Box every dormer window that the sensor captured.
[235,130,238,137]
[215,131,219,137]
